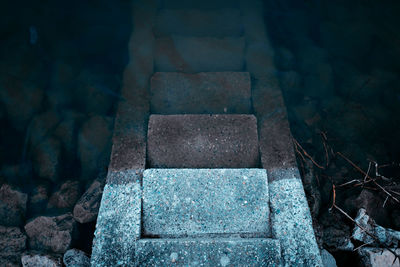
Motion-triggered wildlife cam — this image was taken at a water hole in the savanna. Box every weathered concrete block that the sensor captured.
[269,175,322,266]
[155,37,245,73]
[155,9,243,37]
[150,72,251,114]
[143,169,270,237]
[147,114,259,168]
[135,238,281,266]
[91,170,141,267]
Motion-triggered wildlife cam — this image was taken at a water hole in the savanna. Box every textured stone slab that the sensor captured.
[143,169,270,237]
[150,72,251,114]
[155,37,245,73]
[162,0,239,9]
[155,9,243,37]
[147,114,259,168]
[91,170,141,267]
[109,0,156,172]
[269,174,322,266]
[252,78,297,180]
[135,238,281,266]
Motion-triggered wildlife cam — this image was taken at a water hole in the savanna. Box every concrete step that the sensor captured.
[155,36,245,73]
[147,114,259,168]
[142,169,270,237]
[161,0,239,10]
[150,72,252,114]
[136,238,281,266]
[154,9,243,37]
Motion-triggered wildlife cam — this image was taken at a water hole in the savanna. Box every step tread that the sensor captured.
[142,169,270,237]
[136,237,281,266]
[150,72,252,114]
[147,114,259,168]
[155,36,245,73]
[155,8,243,37]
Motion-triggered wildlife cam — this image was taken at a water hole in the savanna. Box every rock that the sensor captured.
[323,226,354,251]
[21,253,61,267]
[54,110,84,159]
[29,110,61,147]
[24,213,76,254]
[301,160,321,218]
[28,184,49,216]
[63,249,90,267]
[47,180,80,210]
[73,180,103,223]
[47,61,78,109]
[297,45,328,75]
[345,190,390,227]
[392,210,400,230]
[0,75,44,131]
[303,62,334,99]
[32,137,61,182]
[358,247,400,267]
[0,226,26,266]
[279,71,302,96]
[320,20,375,63]
[78,115,113,181]
[320,249,337,267]
[274,47,296,71]
[0,184,28,226]
[77,70,116,115]
[0,164,32,186]
[320,211,354,251]
[353,208,400,247]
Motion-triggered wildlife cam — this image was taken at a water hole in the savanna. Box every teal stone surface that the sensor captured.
[135,238,281,266]
[142,169,270,237]
[269,171,322,266]
[91,170,142,267]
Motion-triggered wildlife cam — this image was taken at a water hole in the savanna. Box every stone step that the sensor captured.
[147,114,259,168]
[154,9,243,37]
[136,238,281,266]
[150,72,252,114]
[161,0,239,10]
[142,169,270,237]
[155,36,245,73]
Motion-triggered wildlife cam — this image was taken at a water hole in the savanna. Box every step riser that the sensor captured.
[155,37,245,73]
[150,72,252,114]
[147,114,259,168]
[136,238,281,267]
[155,9,243,37]
[161,0,239,9]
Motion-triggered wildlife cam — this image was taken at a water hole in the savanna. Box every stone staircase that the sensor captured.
[91,0,322,266]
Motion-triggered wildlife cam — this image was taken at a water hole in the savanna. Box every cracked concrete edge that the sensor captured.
[269,171,322,267]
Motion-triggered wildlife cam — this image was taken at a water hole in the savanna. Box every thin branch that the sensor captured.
[293,138,325,169]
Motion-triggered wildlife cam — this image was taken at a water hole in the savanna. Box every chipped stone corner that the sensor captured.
[268,167,323,266]
[91,169,143,266]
